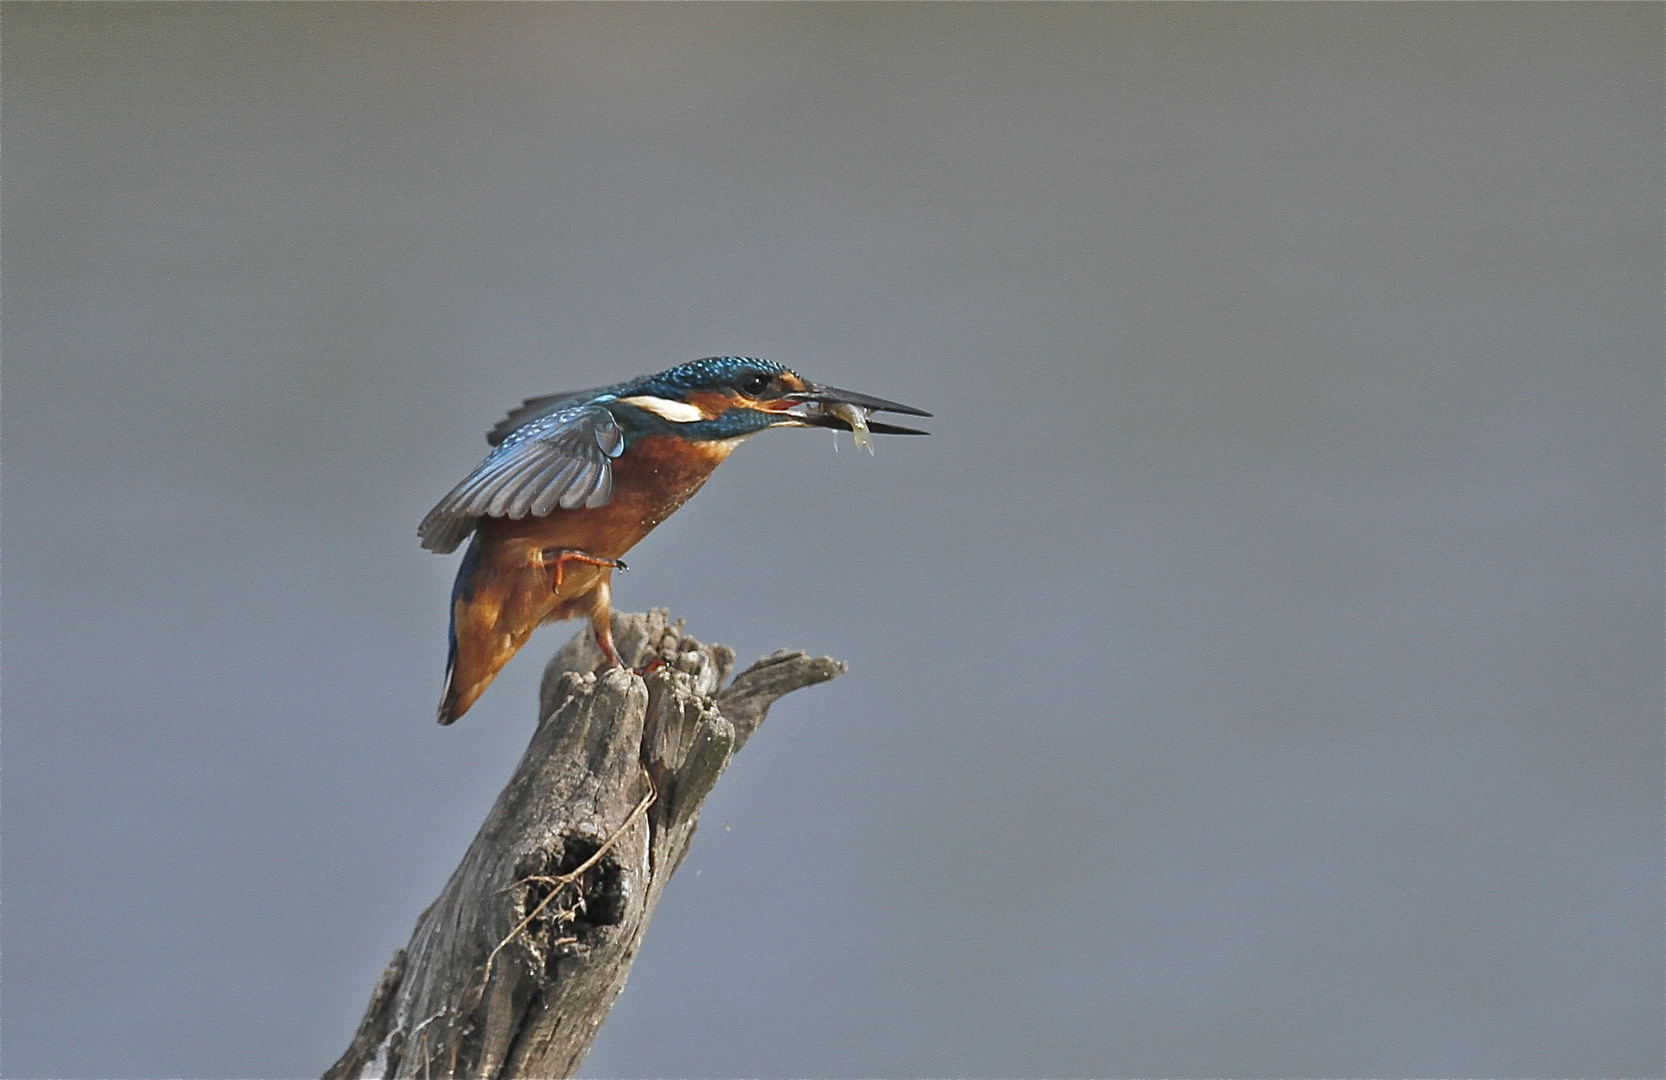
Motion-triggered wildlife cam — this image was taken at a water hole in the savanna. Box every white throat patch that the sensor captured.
[616,395,706,423]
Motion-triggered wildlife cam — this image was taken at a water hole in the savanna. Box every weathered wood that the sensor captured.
[325,610,844,1080]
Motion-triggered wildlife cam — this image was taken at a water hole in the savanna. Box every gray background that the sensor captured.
[5,4,1660,1077]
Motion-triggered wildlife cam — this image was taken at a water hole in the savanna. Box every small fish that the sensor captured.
[823,401,875,454]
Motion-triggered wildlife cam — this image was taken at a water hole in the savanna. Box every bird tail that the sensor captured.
[436,631,462,725]
[436,535,483,725]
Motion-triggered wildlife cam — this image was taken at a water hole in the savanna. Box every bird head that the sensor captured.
[608,356,931,443]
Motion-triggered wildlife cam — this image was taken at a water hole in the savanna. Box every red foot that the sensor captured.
[540,548,627,590]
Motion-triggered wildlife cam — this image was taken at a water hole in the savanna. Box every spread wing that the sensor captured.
[418,403,626,553]
[485,386,616,447]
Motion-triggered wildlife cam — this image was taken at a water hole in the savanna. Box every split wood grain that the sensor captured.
[325,610,844,1080]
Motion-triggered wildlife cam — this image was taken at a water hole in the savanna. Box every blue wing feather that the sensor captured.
[418,403,625,553]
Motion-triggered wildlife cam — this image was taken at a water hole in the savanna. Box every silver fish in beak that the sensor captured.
[783,384,931,451]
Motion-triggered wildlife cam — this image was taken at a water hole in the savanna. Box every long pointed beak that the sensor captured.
[782,383,932,436]
[794,384,932,417]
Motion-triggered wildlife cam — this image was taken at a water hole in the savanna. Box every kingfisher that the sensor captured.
[418,356,930,725]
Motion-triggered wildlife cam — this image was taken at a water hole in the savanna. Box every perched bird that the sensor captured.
[419,356,930,724]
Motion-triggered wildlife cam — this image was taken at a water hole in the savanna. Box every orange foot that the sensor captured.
[536,548,627,589]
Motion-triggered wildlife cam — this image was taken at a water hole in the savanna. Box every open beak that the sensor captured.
[782,383,932,436]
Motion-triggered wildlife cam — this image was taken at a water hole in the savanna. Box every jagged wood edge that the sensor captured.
[325,610,844,1080]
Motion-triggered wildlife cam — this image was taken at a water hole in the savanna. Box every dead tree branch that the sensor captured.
[325,610,845,1080]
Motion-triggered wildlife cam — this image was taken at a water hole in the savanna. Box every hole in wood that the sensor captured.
[513,838,628,976]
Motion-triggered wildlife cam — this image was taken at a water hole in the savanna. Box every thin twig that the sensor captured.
[476,772,658,992]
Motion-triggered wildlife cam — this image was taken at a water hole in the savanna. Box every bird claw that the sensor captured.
[537,548,627,590]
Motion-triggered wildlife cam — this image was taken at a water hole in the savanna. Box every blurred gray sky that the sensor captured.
[4,4,1660,1077]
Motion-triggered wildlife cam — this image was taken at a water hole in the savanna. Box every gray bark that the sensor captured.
[325,610,845,1080]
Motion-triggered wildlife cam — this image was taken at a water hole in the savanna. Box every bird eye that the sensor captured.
[738,372,773,398]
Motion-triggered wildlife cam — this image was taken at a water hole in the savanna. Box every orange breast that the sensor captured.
[495,432,736,557]
[467,432,738,617]
[442,433,743,720]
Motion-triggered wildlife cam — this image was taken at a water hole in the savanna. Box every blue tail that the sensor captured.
[436,533,484,725]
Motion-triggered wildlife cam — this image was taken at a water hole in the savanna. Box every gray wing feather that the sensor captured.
[483,382,629,446]
[503,457,569,519]
[418,403,625,553]
[418,515,477,556]
[531,459,586,516]
[483,451,560,517]
[509,457,580,518]
[563,462,605,511]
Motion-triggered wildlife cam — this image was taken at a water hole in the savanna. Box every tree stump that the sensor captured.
[325,610,845,1080]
